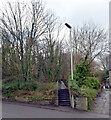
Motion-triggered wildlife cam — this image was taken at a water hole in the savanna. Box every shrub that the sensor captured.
[68,61,100,110]
[19,81,37,91]
[72,63,91,87]
[82,77,101,89]
[68,79,80,92]
[2,80,19,94]
[76,63,90,77]
[2,77,37,95]
[68,62,101,90]
[103,70,109,79]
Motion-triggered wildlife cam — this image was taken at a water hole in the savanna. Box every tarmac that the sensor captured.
[2,102,109,118]
[90,89,110,115]
[2,89,110,118]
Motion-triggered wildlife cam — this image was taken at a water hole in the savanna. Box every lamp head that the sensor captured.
[65,23,72,29]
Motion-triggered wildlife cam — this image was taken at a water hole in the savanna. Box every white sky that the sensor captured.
[0,0,110,29]
[45,0,110,29]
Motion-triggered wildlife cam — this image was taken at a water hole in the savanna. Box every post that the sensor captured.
[56,80,59,105]
[57,80,59,90]
[65,23,73,80]
[70,28,73,80]
[71,95,74,108]
[65,23,74,108]
[109,71,111,88]
[109,1,111,88]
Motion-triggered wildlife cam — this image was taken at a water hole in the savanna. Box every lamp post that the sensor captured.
[109,1,111,88]
[65,23,73,80]
[65,23,74,108]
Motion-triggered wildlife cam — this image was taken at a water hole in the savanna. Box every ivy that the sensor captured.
[68,61,101,109]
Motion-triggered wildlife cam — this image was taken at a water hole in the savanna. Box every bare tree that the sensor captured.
[36,13,65,82]
[1,0,67,83]
[0,1,50,81]
[98,53,109,71]
[71,24,108,70]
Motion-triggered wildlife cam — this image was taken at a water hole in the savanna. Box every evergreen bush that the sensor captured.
[82,77,101,89]
[68,62,101,109]
[2,77,38,95]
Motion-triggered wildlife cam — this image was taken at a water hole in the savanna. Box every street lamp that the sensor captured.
[65,23,74,108]
[65,23,73,80]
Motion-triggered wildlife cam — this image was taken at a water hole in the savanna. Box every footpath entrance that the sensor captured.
[91,89,109,115]
[58,81,71,106]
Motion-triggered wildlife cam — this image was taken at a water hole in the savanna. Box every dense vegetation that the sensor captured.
[1,0,109,106]
[3,81,57,103]
[1,0,70,93]
[68,61,101,109]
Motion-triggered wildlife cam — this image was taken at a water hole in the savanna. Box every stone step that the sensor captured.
[59,101,70,106]
[58,89,70,106]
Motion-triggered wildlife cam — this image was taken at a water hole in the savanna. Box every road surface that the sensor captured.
[2,102,109,118]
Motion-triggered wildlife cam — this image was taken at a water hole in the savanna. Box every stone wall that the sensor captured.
[75,96,88,111]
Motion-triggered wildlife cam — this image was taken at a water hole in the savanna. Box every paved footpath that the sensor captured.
[90,89,109,115]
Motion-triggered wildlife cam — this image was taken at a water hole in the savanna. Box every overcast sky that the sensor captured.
[45,0,110,29]
[0,0,110,29]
